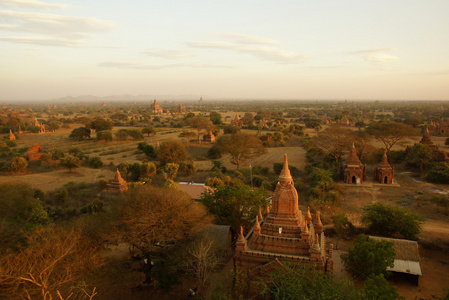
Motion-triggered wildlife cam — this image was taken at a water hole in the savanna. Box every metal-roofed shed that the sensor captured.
[369,236,422,285]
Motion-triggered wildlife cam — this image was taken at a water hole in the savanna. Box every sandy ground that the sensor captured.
[0,167,115,192]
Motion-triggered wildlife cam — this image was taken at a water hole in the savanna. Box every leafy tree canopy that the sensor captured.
[361,203,423,240]
[341,234,395,279]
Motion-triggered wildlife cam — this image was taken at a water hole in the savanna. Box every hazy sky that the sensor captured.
[1,0,448,101]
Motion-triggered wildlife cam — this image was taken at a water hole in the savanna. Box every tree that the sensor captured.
[332,212,355,249]
[256,263,361,300]
[50,147,65,160]
[361,203,423,240]
[69,127,90,140]
[60,155,81,172]
[241,112,254,126]
[89,118,113,131]
[129,162,157,181]
[162,163,179,180]
[114,129,129,141]
[308,167,343,207]
[216,133,266,169]
[341,234,395,279]
[9,156,28,173]
[188,116,214,143]
[141,126,156,137]
[137,142,156,158]
[96,130,113,142]
[179,160,197,176]
[126,129,144,140]
[0,182,50,249]
[354,121,366,130]
[68,146,83,158]
[366,121,415,152]
[312,125,353,163]
[200,184,267,233]
[423,162,449,184]
[186,237,220,288]
[209,112,222,125]
[406,143,434,172]
[362,274,401,300]
[157,140,189,166]
[50,122,60,132]
[0,227,100,300]
[117,185,212,255]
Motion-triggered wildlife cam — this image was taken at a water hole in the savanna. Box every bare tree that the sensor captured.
[186,237,220,288]
[312,125,354,163]
[117,185,213,256]
[188,117,214,144]
[0,227,101,300]
[216,133,266,169]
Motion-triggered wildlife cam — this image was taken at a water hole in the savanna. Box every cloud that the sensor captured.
[98,61,235,70]
[21,46,42,56]
[0,9,114,47]
[348,48,396,55]
[216,32,279,45]
[144,49,194,59]
[0,0,69,10]
[0,36,82,47]
[0,10,114,38]
[188,34,306,64]
[349,48,398,65]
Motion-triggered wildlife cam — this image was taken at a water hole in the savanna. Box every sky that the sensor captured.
[0,0,449,101]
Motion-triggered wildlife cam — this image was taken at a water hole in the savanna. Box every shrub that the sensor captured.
[86,156,103,169]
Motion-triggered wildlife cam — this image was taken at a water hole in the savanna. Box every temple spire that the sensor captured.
[279,154,293,183]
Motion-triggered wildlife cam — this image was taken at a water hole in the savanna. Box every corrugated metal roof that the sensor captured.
[369,236,422,276]
[388,259,422,276]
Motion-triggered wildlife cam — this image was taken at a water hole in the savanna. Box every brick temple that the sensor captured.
[374,151,395,184]
[234,154,332,296]
[341,143,366,184]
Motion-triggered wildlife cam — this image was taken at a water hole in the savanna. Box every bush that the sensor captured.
[137,142,156,158]
[86,156,103,169]
[361,203,423,240]
[423,162,449,184]
[341,234,395,279]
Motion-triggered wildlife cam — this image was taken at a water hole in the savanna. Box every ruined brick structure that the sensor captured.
[407,127,447,161]
[150,99,163,114]
[341,143,366,184]
[429,119,449,134]
[231,114,243,127]
[106,169,128,192]
[234,155,332,296]
[203,130,215,142]
[25,144,46,161]
[9,129,15,141]
[373,151,395,184]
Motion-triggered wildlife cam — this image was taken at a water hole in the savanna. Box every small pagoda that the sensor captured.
[203,130,216,142]
[231,114,243,127]
[341,143,366,184]
[106,169,128,192]
[9,129,15,141]
[234,155,332,295]
[373,151,395,184]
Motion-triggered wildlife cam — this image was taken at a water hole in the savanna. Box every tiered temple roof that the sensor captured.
[234,155,332,295]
